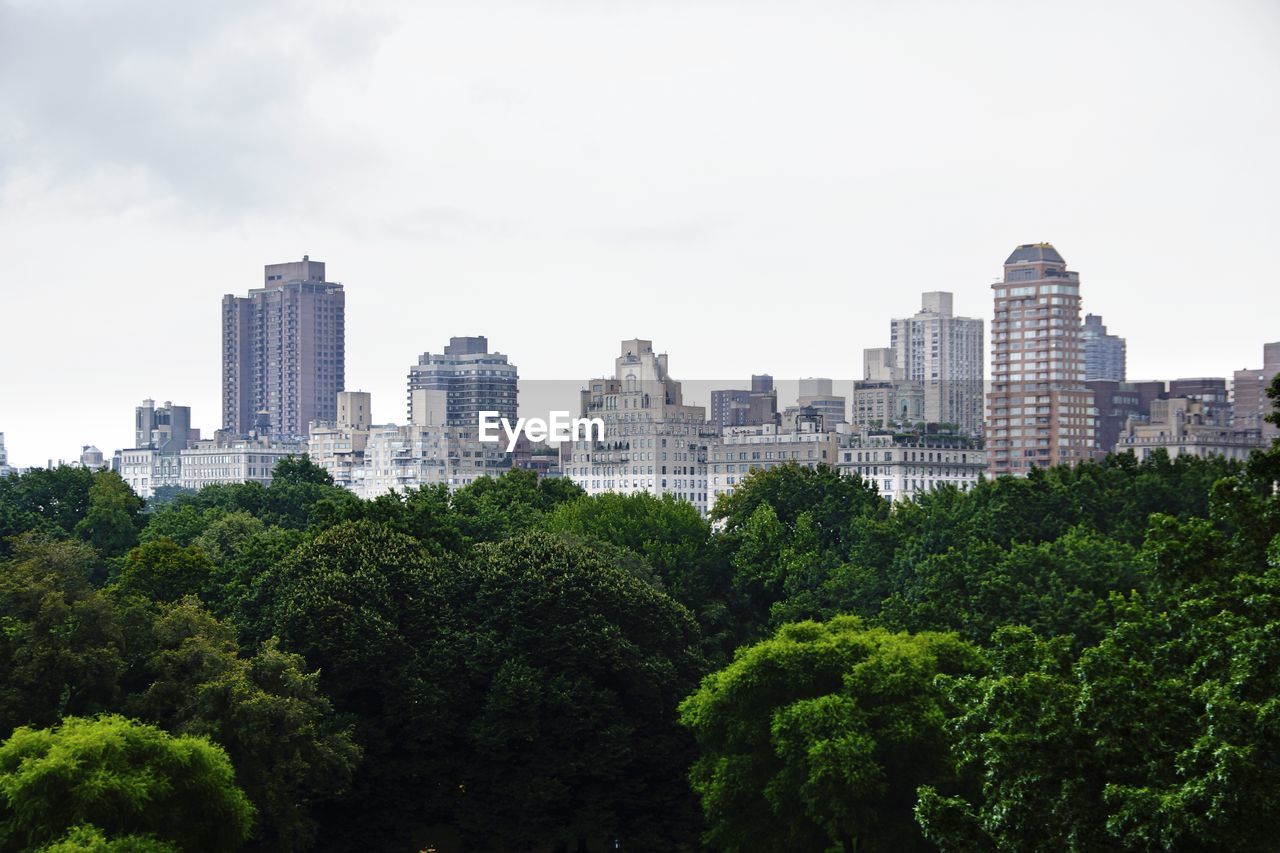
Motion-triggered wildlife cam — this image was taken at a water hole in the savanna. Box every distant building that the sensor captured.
[986,243,1095,476]
[707,422,841,504]
[1086,380,1143,455]
[307,391,374,489]
[406,336,517,426]
[561,339,715,513]
[853,346,924,430]
[1117,396,1263,463]
[836,431,986,502]
[890,292,984,435]
[0,432,9,477]
[1232,341,1280,440]
[118,399,202,499]
[710,375,778,433]
[179,438,304,491]
[1082,314,1126,381]
[792,377,846,431]
[222,256,345,439]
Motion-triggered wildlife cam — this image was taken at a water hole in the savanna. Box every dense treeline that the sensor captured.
[1,378,1278,851]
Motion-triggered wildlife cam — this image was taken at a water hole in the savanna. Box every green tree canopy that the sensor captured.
[680,616,984,853]
[0,715,253,853]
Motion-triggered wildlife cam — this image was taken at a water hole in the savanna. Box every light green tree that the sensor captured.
[680,616,984,852]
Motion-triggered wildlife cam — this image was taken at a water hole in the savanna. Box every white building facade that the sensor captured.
[561,339,715,513]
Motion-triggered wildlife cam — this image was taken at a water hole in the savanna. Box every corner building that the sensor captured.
[986,244,1095,476]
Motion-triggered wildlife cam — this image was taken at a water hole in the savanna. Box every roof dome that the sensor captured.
[1005,242,1065,265]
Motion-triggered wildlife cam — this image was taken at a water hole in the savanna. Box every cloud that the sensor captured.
[0,0,389,216]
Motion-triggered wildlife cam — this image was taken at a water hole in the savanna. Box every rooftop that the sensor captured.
[1005,242,1065,265]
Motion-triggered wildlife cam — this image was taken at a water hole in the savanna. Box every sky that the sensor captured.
[1,0,1278,467]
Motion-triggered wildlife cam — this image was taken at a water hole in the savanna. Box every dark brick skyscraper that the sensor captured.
[222,256,344,438]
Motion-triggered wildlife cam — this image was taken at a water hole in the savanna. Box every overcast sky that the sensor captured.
[2,0,1278,466]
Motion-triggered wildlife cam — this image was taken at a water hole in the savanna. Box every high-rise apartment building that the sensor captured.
[406,336,518,426]
[561,339,715,513]
[222,256,345,439]
[889,292,984,435]
[986,243,1095,476]
[1082,314,1126,381]
[0,432,8,477]
[1232,342,1280,439]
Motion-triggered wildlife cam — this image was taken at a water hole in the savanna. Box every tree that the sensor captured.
[0,715,253,853]
[680,616,984,853]
[449,468,584,545]
[442,532,706,851]
[114,538,214,603]
[35,824,177,852]
[124,599,360,852]
[247,521,451,850]
[72,472,144,558]
[0,535,125,736]
[541,492,740,660]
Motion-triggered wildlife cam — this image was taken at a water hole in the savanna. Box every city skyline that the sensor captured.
[3,1,1280,465]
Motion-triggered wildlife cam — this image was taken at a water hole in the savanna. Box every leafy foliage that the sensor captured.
[0,715,253,852]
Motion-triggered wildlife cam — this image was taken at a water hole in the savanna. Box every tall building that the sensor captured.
[561,339,714,513]
[986,243,1095,476]
[0,432,8,477]
[1082,314,1126,381]
[1232,341,1280,440]
[890,291,984,435]
[406,336,517,426]
[222,256,345,439]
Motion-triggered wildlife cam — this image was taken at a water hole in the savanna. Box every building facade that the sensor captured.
[710,376,778,433]
[1085,380,1143,456]
[561,339,715,513]
[222,256,345,439]
[178,439,304,491]
[836,431,986,502]
[1117,396,1263,463]
[890,291,984,435]
[406,336,517,426]
[1082,313,1126,381]
[707,423,841,504]
[1232,342,1280,440]
[307,390,374,489]
[986,243,1095,476]
[0,432,8,477]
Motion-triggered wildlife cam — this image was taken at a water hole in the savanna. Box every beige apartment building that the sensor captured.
[1117,396,1264,463]
[561,339,716,513]
[707,423,841,505]
[986,244,1095,476]
[307,391,373,489]
[1232,341,1280,440]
